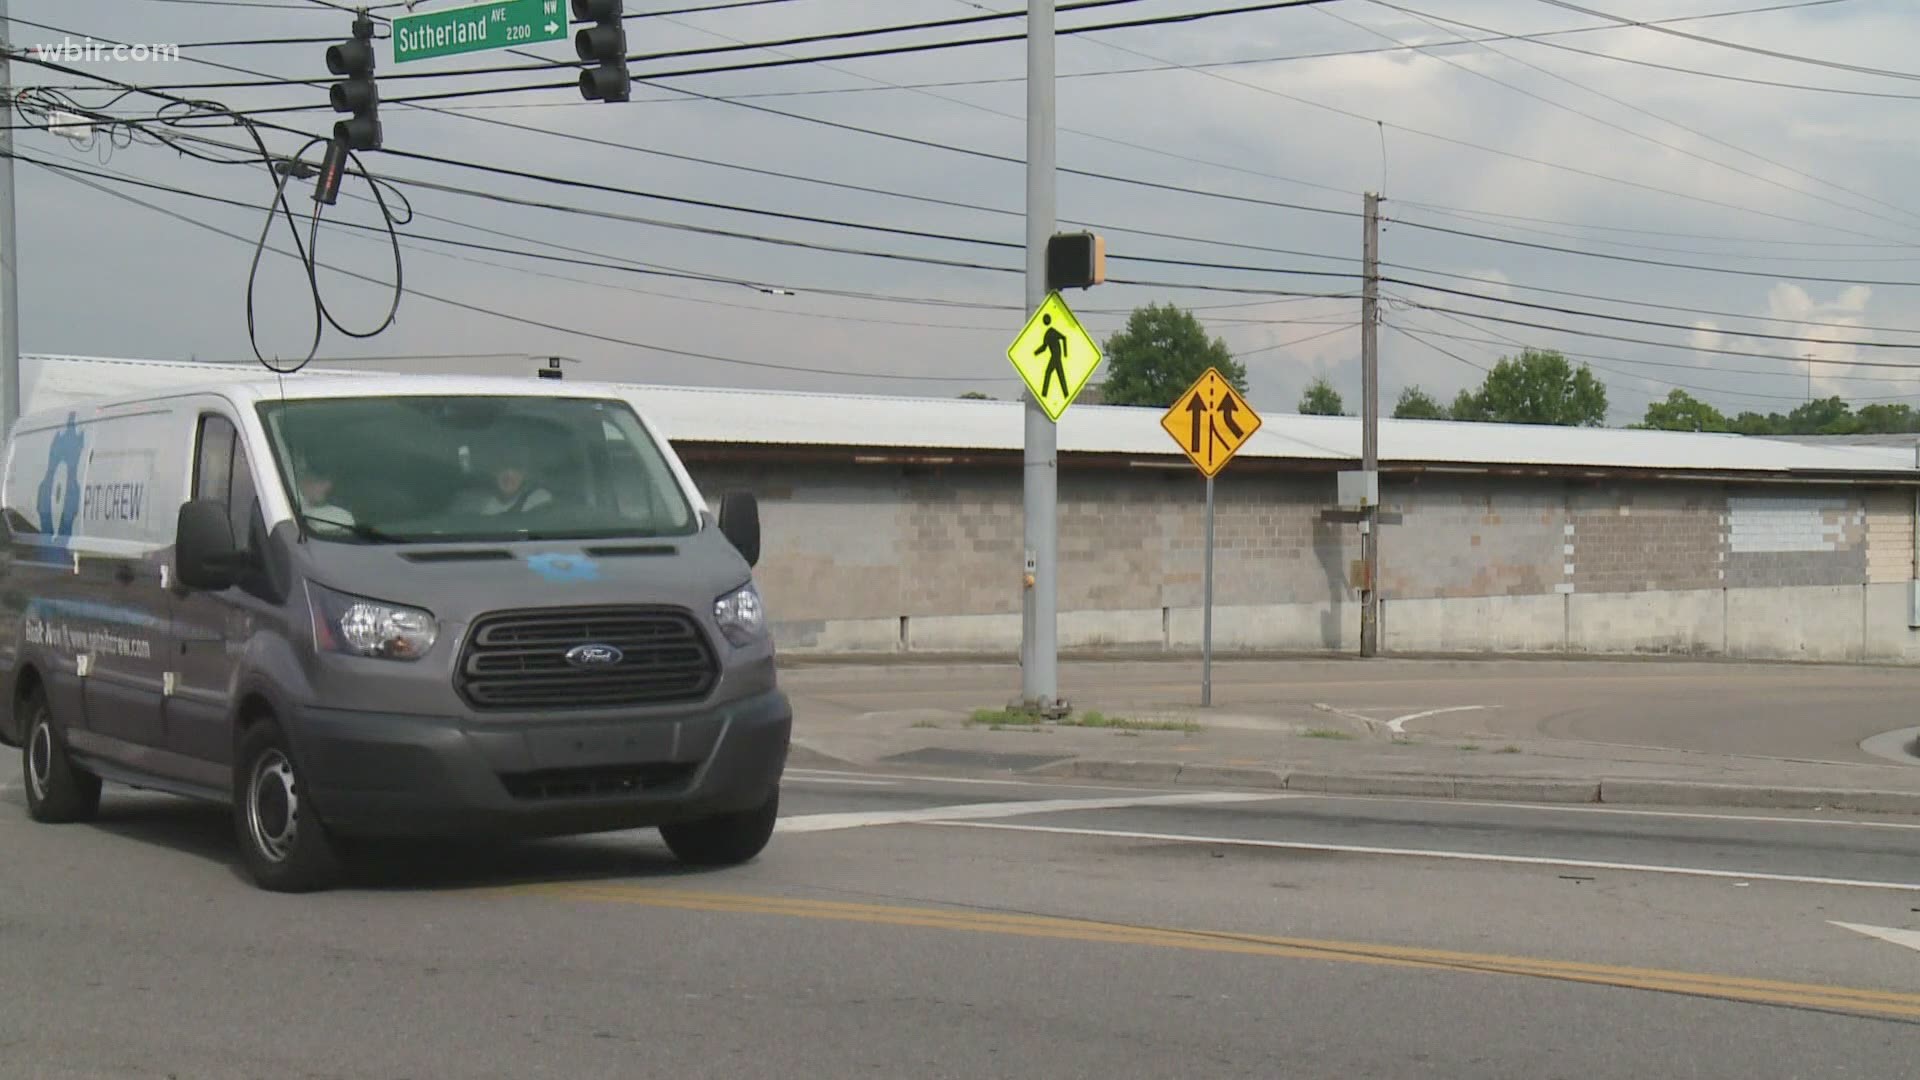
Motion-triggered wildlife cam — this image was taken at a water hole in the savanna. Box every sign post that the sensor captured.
[1160,368,1262,707]
[392,0,569,65]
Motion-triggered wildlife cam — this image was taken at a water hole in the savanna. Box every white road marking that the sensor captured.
[774,792,1285,835]
[1832,921,1920,953]
[1288,793,1920,832]
[784,775,899,788]
[785,768,1164,793]
[1387,705,1488,735]
[928,821,1920,893]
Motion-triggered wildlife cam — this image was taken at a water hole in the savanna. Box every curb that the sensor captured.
[1027,759,1920,815]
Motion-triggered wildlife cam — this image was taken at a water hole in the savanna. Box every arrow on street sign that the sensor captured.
[393,0,570,65]
[1161,367,1262,477]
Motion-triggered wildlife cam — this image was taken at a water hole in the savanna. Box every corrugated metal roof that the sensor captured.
[20,354,1919,478]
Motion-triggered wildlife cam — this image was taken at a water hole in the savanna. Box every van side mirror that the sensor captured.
[175,499,241,591]
[717,491,760,568]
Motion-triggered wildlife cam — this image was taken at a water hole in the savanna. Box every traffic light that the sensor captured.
[573,0,631,103]
[1046,231,1106,291]
[326,14,381,151]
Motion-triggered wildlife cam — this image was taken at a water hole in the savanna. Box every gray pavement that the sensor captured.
[782,658,1920,812]
[4,769,1919,1078]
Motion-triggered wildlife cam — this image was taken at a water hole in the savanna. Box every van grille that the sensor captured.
[456,606,718,711]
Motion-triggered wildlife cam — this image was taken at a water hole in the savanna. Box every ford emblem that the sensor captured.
[566,643,624,669]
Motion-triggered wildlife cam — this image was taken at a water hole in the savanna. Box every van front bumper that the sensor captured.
[286,690,791,839]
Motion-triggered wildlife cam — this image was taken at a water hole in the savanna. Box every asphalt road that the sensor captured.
[3,768,1919,1078]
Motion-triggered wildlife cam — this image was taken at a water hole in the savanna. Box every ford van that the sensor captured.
[0,374,790,892]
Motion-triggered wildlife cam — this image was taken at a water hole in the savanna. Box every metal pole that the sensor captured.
[1020,0,1059,711]
[0,0,21,436]
[1203,474,1215,707]
[1360,192,1381,658]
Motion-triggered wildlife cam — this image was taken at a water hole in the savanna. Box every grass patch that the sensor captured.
[910,719,942,729]
[1459,743,1482,752]
[1497,745,1522,754]
[1304,728,1356,741]
[965,708,1198,733]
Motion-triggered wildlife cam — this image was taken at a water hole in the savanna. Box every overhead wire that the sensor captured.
[1340,0,1920,236]
[1532,0,1920,83]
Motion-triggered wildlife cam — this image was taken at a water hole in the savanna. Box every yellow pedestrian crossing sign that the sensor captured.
[1007,291,1101,422]
[1161,367,1262,477]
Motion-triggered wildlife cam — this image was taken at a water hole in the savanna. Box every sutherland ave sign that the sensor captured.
[392,0,569,64]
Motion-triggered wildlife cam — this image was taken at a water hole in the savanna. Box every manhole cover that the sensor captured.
[882,748,1072,771]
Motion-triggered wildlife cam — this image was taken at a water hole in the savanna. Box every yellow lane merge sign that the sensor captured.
[1161,367,1262,477]
[1007,291,1102,422]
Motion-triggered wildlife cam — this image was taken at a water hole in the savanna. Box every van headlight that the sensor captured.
[307,582,438,660]
[714,582,766,647]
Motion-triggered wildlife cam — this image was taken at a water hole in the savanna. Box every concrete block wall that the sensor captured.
[685,458,1920,660]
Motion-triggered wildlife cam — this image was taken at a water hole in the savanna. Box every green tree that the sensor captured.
[1855,402,1920,433]
[1639,389,1729,433]
[1393,385,1447,420]
[1298,377,1345,416]
[1098,303,1246,407]
[1731,410,1782,435]
[1449,349,1607,426]
[1784,395,1858,435]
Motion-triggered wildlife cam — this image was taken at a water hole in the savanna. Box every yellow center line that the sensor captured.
[500,883,1920,1021]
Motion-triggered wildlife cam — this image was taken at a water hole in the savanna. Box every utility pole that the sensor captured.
[0,0,20,436]
[1360,191,1381,658]
[1020,0,1060,713]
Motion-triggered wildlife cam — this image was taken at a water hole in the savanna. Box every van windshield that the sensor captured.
[256,395,699,544]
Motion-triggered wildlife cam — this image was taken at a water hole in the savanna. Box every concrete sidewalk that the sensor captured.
[781,658,1920,814]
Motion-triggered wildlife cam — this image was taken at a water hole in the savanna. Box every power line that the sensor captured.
[1534,0,1920,83]
[1383,264,1920,337]
[1348,0,1920,237]
[1384,212,1920,287]
[1070,28,1902,246]
[34,158,1011,385]
[1384,278,1920,351]
[1389,296,1920,371]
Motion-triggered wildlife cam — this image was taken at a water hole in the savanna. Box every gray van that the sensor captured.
[0,374,790,891]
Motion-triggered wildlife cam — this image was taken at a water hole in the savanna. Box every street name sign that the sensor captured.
[1161,367,1262,477]
[1007,291,1101,422]
[393,0,568,65]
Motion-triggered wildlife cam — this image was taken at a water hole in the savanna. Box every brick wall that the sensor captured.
[686,459,1910,630]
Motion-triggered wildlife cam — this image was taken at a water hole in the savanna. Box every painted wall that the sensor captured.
[686,458,1920,661]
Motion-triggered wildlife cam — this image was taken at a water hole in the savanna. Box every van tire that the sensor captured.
[21,687,102,824]
[659,789,779,867]
[233,718,342,893]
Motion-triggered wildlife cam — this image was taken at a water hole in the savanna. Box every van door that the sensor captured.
[71,410,174,755]
[164,411,263,776]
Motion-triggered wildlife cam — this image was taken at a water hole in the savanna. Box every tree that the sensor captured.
[958,391,993,400]
[1098,303,1246,407]
[1639,389,1729,433]
[1298,377,1345,416]
[1393,385,1447,420]
[1449,349,1607,426]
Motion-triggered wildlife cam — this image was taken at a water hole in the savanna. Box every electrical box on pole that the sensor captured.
[1045,231,1105,291]
[573,0,631,103]
[326,14,381,151]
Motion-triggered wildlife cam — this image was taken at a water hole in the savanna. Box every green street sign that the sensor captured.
[392,0,569,65]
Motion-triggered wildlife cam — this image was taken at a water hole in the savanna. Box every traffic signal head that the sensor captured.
[326,15,380,151]
[572,0,631,103]
[1047,232,1106,291]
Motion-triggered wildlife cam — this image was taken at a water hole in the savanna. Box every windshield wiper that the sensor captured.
[300,512,408,544]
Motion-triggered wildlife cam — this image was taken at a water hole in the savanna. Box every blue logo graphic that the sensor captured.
[527,553,600,583]
[565,643,624,668]
[36,413,84,548]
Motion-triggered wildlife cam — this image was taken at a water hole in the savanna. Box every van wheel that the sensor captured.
[21,687,102,823]
[234,719,342,893]
[659,789,779,867]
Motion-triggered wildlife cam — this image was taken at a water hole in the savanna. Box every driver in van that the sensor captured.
[293,454,355,534]
[472,442,553,516]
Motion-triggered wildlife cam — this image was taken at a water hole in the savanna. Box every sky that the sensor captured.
[6,0,1920,426]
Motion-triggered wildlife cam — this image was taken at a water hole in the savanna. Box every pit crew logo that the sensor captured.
[36,414,84,547]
